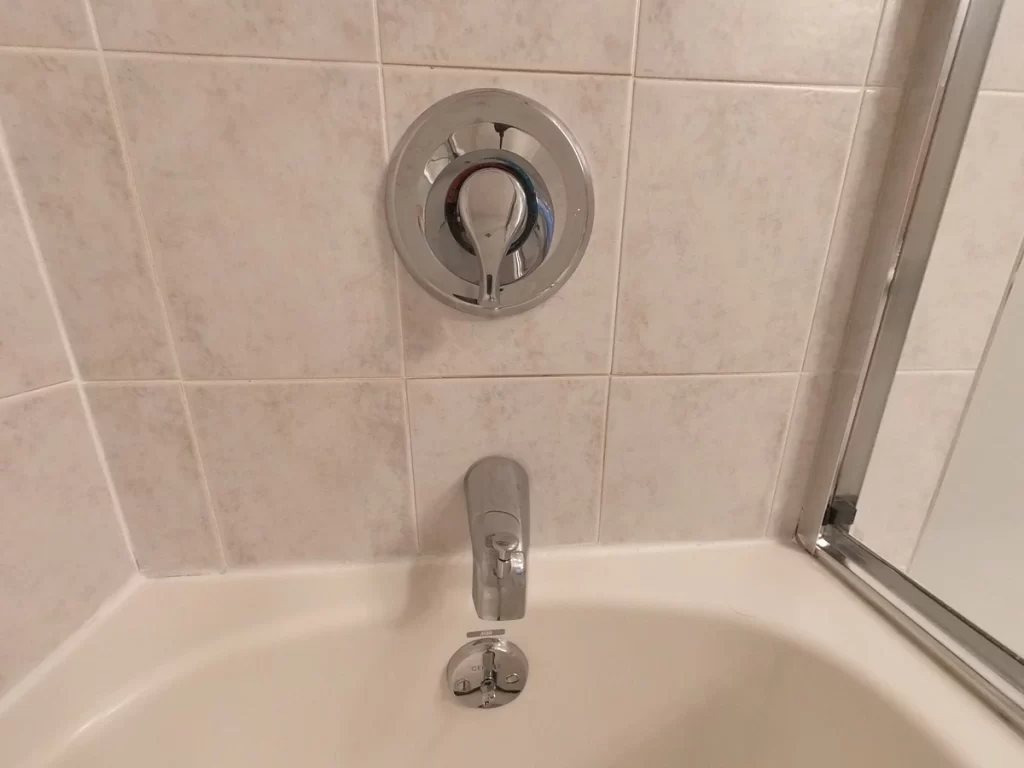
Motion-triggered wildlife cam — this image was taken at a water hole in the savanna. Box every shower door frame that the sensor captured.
[796,0,1024,733]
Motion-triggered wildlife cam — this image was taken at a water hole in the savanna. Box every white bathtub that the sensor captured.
[1,541,1021,767]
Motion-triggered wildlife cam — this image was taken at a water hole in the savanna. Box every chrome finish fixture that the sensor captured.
[465,456,528,621]
[798,0,1002,549]
[385,89,593,316]
[446,637,528,709]
[458,167,529,307]
[794,0,1024,734]
[817,526,1024,733]
[830,0,1004,510]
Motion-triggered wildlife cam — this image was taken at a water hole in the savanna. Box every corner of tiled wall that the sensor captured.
[856,17,1024,565]
[4,0,1022,695]
[0,5,137,695]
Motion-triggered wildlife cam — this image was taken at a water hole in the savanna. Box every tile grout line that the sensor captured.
[0,44,899,94]
[81,0,228,572]
[371,0,402,380]
[857,0,890,89]
[81,370,811,386]
[977,87,1024,97]
[176,384,228,571]
[0,44,97,56]
[895,368,980,376]
[760,375,807,538]
[593,375,615,544]
[594,0,643,544]
[0,378,74,405]
[629,0,643,79]
[0,114,138,568]
[402,378,423,554]
[69,368,984,387]
[761,91,866,535]
[762,0,891,536]
[791,0,890,379]
[372,0,419,553]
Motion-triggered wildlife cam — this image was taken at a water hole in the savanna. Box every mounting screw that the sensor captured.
[454,679,471,694]
[504,672,520,684]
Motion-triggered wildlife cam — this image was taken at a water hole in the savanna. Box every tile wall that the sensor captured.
[0,100,133,693]
[2,0,1020,694]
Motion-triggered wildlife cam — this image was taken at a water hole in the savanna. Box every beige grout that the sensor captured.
[382,59,862,91]
[0,45,97,57]
[630,0,643,77]
[371,0,419,553]
[594,0,643,544]
[0,43,911,94]
[859,0,891,88]
[80,0,228,572]
[0,115,138,568]
[977,88,1024,97]
[81,370,811,386]
[0,378,74,405]
[401,376,422,553]
[892,369,980,377]
[371,3,401,379]
[762,92,866,534]
[633,74,862,92]
[175,384,228,570]
[593,375,615,544]
[98,48,379,69]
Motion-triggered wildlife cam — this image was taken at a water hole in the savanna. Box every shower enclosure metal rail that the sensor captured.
[796,0,1024,733]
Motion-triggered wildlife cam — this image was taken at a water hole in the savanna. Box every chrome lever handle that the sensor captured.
[457,167,528,307]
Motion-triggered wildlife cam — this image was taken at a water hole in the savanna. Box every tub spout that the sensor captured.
[464,457,529,621]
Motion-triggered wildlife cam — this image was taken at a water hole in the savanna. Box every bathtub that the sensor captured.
[0,541,1020,767]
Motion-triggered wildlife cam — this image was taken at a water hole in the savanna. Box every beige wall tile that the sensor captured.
[91,0,376,61]
[900,93,1024,371]
[983,0,1024,92]
[0,385,133,695]
[637,0,883,84]
[407,377,606,552]
[0,52,175,380]
[601,375,796,542]
[804,88,903,372]
[0,156,69,398]
[0,0,91,48]
[87,383,222,575]
[378,0,636,74]
[109,57,400,379]
[615,81,858,374]
[187,382,414,566]
[855,372,973,568]
[384,67,628,376]
[767,374,833,539]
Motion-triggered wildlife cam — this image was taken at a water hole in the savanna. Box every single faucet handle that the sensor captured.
[457,167,528,308]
